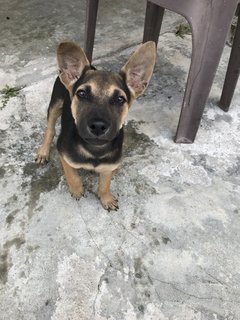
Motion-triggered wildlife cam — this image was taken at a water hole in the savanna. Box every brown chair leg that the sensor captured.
[143,1,165,46]
[219,9,240,112]
[175,1,238,143]
[84,0,99,63]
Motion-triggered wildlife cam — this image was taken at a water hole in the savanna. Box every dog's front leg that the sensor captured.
[98,171,118,211]
[59,155,84,200]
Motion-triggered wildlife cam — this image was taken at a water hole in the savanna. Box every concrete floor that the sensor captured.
[1,0,240,319]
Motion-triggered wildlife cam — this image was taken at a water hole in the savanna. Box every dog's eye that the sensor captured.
[116,96,126,105]
[77,89,87,99]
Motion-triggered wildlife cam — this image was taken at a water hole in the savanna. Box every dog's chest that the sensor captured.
[62,153,120,173]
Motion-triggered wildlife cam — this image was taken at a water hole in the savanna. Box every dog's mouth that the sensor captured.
[83,137,110,147]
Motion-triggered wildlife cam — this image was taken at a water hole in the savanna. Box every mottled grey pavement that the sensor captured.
[0,0,240,319]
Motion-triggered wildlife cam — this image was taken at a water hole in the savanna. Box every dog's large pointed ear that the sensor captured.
[121,41,156,99]
[57,41,90,89]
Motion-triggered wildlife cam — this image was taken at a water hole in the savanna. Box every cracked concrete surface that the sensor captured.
[0,0,240,319]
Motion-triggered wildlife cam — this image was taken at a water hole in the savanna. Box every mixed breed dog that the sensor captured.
[36,41,156,210]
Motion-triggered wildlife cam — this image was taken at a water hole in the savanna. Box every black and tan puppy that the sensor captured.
[36,41,156,210]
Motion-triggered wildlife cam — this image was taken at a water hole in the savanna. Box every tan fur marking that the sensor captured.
[98,171,118,210]
[119,104,129,129]
[61,153,119,209]
[59,154,84,199]
[62,154,120,173]
[106,85,128,100]
[63,154,93,170]
[95,163,120,173]
[106,85,130,128]
[88,82,98,95]
[99,151,113,159]
[78,146,94,159]
[36,99,63,164]
[71,96,79,124]
[75,82,128,103]
[75,81,98,96]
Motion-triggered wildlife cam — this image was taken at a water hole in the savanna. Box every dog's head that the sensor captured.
[57,41,156,145]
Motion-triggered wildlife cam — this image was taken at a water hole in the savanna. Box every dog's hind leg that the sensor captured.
[36,77,67,164]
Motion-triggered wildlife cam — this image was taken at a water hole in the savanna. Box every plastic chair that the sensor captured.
[143,0,240,143]
[84,0,240,143]
[84,0,99,63]
[219,4,240,112]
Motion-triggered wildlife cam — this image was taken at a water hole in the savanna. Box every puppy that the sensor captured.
[36,41,156,210]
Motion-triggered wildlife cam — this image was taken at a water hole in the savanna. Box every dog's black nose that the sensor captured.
[87,120,110,137]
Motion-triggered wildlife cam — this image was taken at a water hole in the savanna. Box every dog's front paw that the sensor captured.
[35,146,50,165]
[99,193,119,211]
[69,185,85,200]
